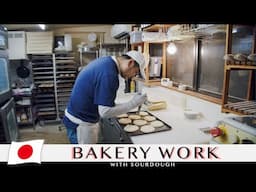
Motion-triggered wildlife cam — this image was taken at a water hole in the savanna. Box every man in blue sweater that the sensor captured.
[63,50,147,144]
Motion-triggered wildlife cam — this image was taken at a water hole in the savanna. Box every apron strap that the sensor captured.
[65,109,84,124]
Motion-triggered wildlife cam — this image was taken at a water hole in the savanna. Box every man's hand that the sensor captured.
[98,93,147,118]
[130,93,147,108]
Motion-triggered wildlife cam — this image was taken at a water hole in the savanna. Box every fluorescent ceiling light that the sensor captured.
[38,24,46,30]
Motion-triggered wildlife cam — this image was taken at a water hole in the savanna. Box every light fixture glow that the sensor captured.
[232,28,237,33]
[167,42,177,55]
[38,24,46,30]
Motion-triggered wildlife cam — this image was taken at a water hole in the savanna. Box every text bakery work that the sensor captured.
[71,145,220,161]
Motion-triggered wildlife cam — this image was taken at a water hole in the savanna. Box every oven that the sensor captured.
[0,25,18,143]
[0,98,18,143]
[0,49,12,103]
[0,25,8,50]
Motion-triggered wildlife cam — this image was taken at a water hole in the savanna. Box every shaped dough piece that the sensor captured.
[143,115,156,122]
[118,118,132,125]
[128,114,141,120]
[139,111,149,116]
[124,125,139,132]
[150,120,164,128]
[140,125,155,133]
[117,113,128,118]
[133,119,148,126]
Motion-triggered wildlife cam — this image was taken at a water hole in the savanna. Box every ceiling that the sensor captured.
[3,24,110,31]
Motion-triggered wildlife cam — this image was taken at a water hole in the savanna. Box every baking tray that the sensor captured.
[115,111,172,136]
[56,65,77,69]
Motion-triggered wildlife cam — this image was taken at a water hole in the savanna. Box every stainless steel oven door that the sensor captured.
[0,25,8,50]
[0,50,11,104]
[0,98,18,143]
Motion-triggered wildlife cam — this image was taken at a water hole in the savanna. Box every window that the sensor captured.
[167,39,195,87]
[166,24,255,101]
[198,33,226,97]
[229,25,254,100]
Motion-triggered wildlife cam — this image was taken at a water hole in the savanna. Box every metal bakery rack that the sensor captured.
[31,54,57,124]
[31,52,78,125]
[53,51,77,120]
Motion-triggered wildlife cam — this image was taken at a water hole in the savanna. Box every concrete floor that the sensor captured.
[18,122,70,144]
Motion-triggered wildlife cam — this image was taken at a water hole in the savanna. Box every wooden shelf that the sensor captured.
[144,81,161,86]
[131,41,167,86]
[131,42,144,47]
[223,101,256,115]
[221,24,256,115]
[225,64,256,70]
[142,24,174,32]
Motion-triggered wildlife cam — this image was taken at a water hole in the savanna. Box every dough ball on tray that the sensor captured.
[133,119,148,126]
[139,111,149,116]
[143,115,156,122]
[140,125,155,133]
[117,113,128,118]
[118,118,132,124]
[150,120,164,128]
[128,114,141,120]
[124,125,139,132]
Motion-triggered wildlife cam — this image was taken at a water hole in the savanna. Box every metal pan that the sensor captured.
[115,111,172,137]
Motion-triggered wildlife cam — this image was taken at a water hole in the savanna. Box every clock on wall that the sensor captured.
[88,33,97,42]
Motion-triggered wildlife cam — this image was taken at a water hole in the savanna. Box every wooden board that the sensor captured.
[224,101,256,115]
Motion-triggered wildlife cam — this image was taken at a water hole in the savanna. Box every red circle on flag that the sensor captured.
[17,144,33,159]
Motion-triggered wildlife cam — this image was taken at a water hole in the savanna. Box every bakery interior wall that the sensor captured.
[7,24,120,88]
[53,25,120,65]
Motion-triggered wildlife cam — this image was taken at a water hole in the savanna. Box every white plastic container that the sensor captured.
[184,109,200,119]
[130,31,143,44]
[178,84,187,91]
[161,78,170,86]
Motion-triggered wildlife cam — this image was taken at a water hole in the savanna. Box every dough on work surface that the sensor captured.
[128,114,141,120]
[117,113,128,118]
[150,120,164,128]
[143,115,156,122]
[124,125,139,132]
[118,118,132,124]
[139,111,149,116]
[140,125,155,133]
[133,119,148,126]
[147,101,167,111]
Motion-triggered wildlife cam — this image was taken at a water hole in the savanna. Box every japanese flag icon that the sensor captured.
[8,140,44,165]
